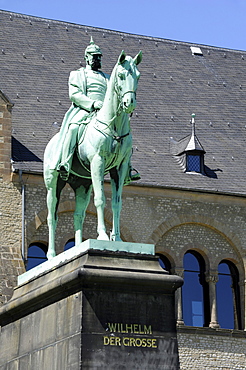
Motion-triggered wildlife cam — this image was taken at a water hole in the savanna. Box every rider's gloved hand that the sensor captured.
[93,101,103,110]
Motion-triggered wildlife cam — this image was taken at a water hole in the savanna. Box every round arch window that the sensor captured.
[216,260,242,329]
[26,243,48,271]
[182,251,209,327]
[64,238,75,251]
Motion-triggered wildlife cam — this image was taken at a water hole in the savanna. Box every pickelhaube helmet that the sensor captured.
[84,37,102,59]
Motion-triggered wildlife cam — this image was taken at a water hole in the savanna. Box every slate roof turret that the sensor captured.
[170,114,205,156]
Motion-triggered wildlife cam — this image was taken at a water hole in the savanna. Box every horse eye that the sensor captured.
[118,72,125,80]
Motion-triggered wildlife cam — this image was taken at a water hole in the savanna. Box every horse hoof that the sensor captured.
[110,234,122,242]
[47,251,56,260]
[97,232,109,241]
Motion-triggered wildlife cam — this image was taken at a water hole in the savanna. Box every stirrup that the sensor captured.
[130,168,141,181]
[124,168,141,186]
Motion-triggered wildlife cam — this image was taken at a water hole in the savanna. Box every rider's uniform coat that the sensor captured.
[50,65,109,169]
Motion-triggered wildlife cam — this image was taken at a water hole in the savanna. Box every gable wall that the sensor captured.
[0,98,25,305]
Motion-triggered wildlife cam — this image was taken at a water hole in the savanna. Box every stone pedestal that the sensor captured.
[0,240,183,370]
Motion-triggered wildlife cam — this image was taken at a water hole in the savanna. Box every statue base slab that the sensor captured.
[18,239,155,285]
[0,243,183,369]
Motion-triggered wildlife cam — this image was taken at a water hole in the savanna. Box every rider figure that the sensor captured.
[57,37,140,183]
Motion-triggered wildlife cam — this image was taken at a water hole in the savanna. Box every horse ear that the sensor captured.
[134,51,142,65]
[118,50,126,65]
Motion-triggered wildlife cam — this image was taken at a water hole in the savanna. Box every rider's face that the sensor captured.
[90,54,102,71]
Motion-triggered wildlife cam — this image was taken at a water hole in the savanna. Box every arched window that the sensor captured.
[26,243,48,271]
[157,254,172,274]
[182,251,210,327]
[216,260,242,330]
[64,238,75,251]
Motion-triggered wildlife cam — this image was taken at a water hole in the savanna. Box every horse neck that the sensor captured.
[97,66,120,125]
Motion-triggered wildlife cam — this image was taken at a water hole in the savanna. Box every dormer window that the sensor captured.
[186,152,203,173]
[170,114,206,175]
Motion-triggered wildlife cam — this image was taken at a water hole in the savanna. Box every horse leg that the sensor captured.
[46,172,65,259]
[46,187,59,259]
[90,155,109,240]
[73,181,92,246]
[110,161,129,241]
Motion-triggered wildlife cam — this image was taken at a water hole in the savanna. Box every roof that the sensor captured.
[1,10,246,195]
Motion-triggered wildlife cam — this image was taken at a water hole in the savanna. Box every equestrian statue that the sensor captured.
[44,38,142,259]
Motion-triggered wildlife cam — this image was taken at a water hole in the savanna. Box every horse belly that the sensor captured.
[78,123,132,170]
[106,137,132,168]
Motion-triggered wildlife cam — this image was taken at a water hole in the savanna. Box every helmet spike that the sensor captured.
[84,37,102,60]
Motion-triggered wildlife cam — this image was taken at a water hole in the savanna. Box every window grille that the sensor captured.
[186,154,201,173]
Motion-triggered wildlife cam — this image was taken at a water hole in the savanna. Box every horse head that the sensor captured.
[115,50,142,114]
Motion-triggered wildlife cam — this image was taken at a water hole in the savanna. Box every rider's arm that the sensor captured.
[69,70,95,112]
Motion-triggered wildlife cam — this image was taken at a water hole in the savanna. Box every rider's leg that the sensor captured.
[58,124,79,180]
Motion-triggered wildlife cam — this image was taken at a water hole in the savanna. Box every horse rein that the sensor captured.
[93,65,138,143]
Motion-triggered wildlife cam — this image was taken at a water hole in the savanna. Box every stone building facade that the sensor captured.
[0,9,246,369]
[0,94,25,305]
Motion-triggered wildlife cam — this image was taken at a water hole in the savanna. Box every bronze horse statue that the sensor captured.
[44,51,142,259]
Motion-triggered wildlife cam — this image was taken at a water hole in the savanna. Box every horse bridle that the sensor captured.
[95,65,137,141]
[114,69,137,103]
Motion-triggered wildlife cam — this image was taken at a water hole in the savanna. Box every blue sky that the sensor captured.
[0,0,246,51]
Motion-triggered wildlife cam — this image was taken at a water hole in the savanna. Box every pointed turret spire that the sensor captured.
[185,113,204,152]
[191,113,196,137]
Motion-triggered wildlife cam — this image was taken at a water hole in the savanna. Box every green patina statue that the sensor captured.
[44,38,142,259]
[51,37,139,183]
[54,38,110,181]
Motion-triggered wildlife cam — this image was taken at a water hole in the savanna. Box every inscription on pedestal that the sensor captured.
[81,289,179,369]
[103,323,158,349]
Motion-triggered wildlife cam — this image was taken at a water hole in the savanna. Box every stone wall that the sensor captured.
[177,328,246,370]
[12,176,246,300]
[1,173,246,368]
[24,179,246,254]
[0,180,25,305]
[0,93,25,305]
[3,174,245,300]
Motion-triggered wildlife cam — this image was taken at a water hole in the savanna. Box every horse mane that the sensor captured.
[96,60,120,124]
[106,61,118,97]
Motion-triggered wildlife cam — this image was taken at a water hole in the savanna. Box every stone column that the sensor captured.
[206,273,220,328]
[239,279,246,331]
[175,267,184,326]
